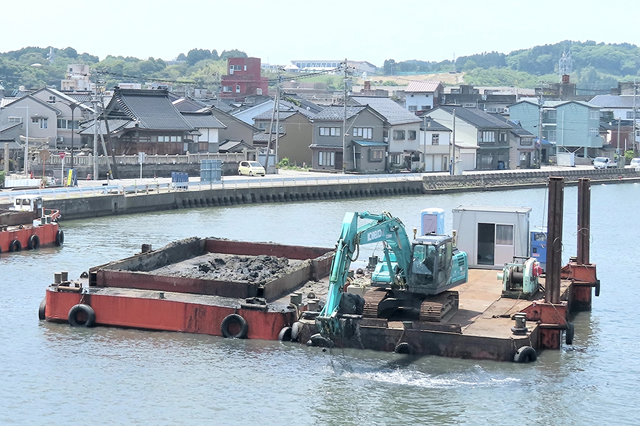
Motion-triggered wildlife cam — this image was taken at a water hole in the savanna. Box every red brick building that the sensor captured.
[220,57,269,101]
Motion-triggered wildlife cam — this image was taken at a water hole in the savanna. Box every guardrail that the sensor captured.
[0,173,424,203]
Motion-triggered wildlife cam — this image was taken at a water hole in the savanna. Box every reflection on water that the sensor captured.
[1,184,640,424]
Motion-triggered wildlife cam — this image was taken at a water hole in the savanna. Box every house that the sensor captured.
[208,106,260,151]
[426,106,512,171]
[82,88,197,155]
[442,85,517,113]
[508,99,603,160]
[310,105,387,173]
[0,123,23,171]
[220,57,269,101]
[229,96,275,125]
[489,113,536,169]
[351,96,422,171]
[181,111,226,153]
[419,117,452,172]
[405,81,443,114]
[0,87,93,151]
[252,104,316,166]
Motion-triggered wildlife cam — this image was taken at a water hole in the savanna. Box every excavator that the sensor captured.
[316,211,468,338]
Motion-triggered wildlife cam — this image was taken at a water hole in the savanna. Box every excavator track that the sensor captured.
[362,288,389,318]
[419,291,459,322]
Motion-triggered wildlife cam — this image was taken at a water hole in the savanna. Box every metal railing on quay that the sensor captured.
[0,173,424,203]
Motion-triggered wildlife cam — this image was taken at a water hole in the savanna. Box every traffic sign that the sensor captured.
[59,152,66,160]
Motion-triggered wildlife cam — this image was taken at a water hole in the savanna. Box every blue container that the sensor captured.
[200,159,222,183]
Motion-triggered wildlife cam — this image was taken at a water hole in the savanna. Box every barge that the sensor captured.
[41,237,333,340]
[40,177,599,363]
[1,196,63,255]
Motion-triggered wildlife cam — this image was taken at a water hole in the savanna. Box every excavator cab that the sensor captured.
[408,236,453,294]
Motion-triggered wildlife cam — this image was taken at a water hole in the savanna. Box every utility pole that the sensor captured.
[342,58,348,173]
[450,108,456,175]
[16,105,29,176]
[634,80,638,155]
[537,88,543,167]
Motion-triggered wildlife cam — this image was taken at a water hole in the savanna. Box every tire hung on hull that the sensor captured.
[55,230,64,246]
[68,304,96,327]
[220,314,248,338]
[28,235,40,250]
[9,239,21,252]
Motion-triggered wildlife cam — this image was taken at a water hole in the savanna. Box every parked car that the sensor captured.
[593,157,617,169]
[238,161,266,176]
[629,158,640,169]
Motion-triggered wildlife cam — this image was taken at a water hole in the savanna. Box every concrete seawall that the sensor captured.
[47,168,640,221]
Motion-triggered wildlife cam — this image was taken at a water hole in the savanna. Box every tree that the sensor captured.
[383,59,396,75]
[186,49,212,66]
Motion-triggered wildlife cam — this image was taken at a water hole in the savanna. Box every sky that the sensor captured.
[3,0,640,66]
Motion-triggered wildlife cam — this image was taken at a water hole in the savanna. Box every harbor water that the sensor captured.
[1,182,639,425]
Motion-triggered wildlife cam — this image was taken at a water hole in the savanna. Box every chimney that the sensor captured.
[364,81,371,92]
[562,74,570,84]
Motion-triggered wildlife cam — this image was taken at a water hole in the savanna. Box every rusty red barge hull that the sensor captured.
[44,237,334,341]
[0,209,62,253]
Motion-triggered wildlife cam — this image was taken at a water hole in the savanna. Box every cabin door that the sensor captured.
[477,223,495,265]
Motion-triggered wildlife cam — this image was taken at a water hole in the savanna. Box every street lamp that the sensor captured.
[16,105,29,176]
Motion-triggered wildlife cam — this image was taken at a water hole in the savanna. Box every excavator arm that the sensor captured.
[316,211,412,336]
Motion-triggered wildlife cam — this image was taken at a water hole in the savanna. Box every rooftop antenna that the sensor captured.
[47,47,56,64]
[558,49,573,79]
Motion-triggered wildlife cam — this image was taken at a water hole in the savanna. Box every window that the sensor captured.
[589,110,599,120]
[408,130,417,140]
[520,137,533,146]
[393,130,405,140]
[319,127,340,136]
[370,149,384,162]
[8,116,22,123]
[481,131,495,142]
[391,154,402,164]
[421,105,430,110]
[432,134,439,145]
[39,118,48,129]
[408,105,417,111]
[318,151,335,166]
[353,127,372,139]
[496,224,514,245]
[588,128,599,137]
[48,96,56,103]
[546,110,557,121]
[499,132,507,142]
[626,111,640,119]
[222,86,232,92]
[57,119,66,129]
[235,85,241,93]
[32,117,39,123]
[546,130,556,142]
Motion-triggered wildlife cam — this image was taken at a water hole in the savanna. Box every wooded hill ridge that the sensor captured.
[1,40,639,93]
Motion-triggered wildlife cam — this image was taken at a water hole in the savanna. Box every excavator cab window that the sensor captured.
[436,241,453,287]
[411,243,436,284]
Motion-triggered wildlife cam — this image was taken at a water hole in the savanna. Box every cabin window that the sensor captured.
[496,224,513,245]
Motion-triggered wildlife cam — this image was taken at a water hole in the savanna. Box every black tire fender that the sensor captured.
[513,345,537,363]
[278,326,292,342]
[595,280,600,297]
[68,304,96,327]
[306,333,334,348]
[9,239,21,252]
[220,314,248,338]
[565,322,575,345]
[28,235,40,250]
[38,298,46,320]
[55,230,64,247]
[394,342,414,355]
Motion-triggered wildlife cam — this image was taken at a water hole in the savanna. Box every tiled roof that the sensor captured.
[405,81,442,93]
[313,105,367,121]
[107,88,194,130]
[172,98,207,112]
[436,106,512,129]
[590,95,637,108]
[421,117,450,132]
[254,110,297,121]
[78,119,133,135]
[489,113,534,136]
[351,96,421,125]
[181,112,226,129]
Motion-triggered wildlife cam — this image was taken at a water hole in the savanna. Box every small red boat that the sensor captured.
[0,196,63,255]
